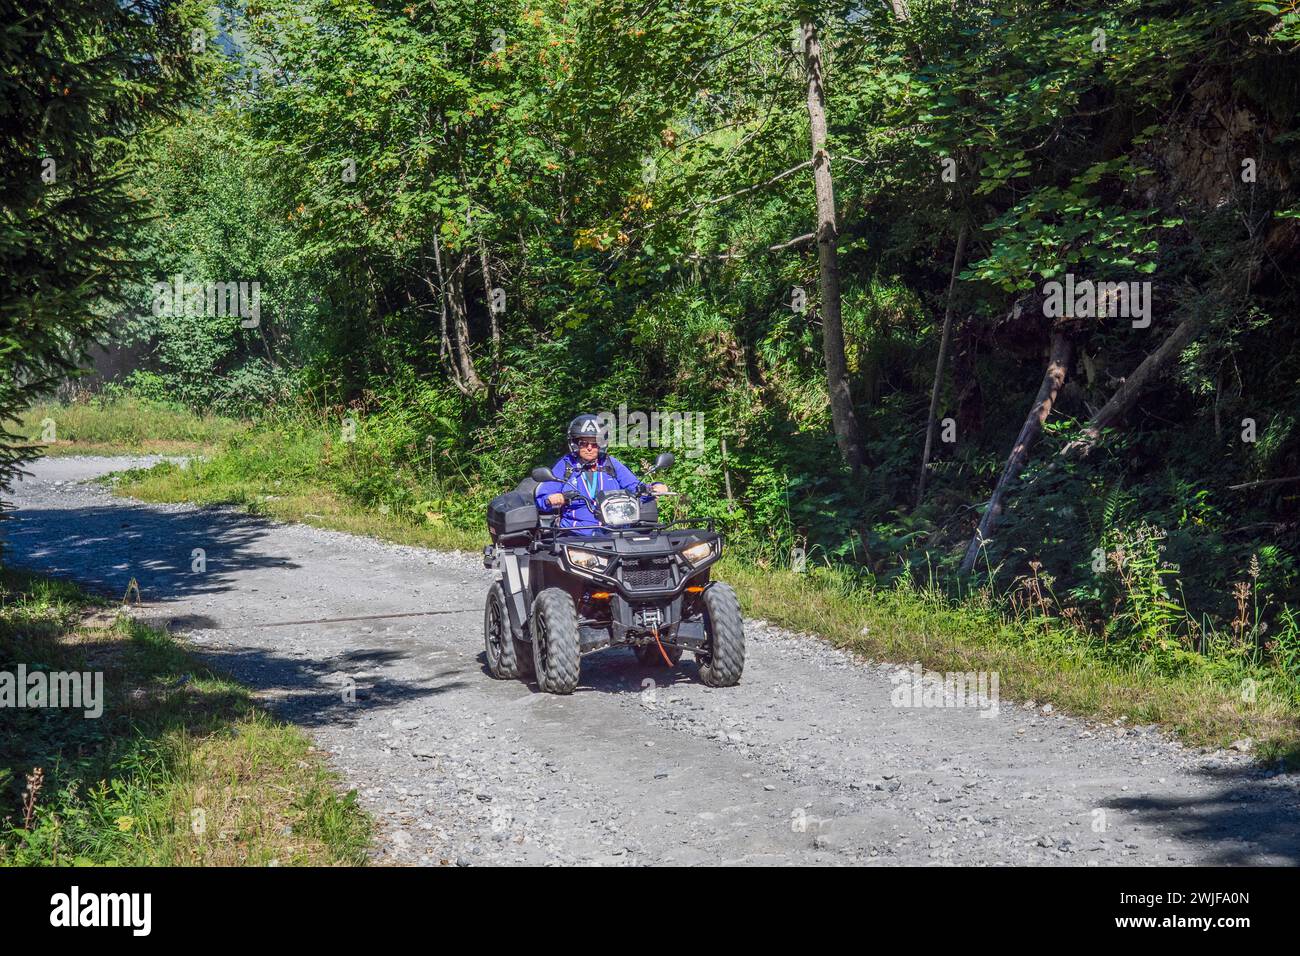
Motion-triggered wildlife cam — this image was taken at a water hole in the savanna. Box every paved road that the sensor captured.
[4,456,1297,865]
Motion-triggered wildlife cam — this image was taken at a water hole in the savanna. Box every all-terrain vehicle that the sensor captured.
[481,452,745,694]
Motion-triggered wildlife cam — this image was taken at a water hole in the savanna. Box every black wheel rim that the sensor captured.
[534,610,548,675]
[487,596,504,666]
[699,603,714,667]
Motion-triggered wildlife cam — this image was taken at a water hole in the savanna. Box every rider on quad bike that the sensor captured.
[484,412,746,693]
[534,414,668,534]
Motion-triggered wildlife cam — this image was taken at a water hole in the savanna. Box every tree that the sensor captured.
[0,0,200,511]
[801,15,866,474]
[917,223,967,505]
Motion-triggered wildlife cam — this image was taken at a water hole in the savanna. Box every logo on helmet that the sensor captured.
[566,414,608,455]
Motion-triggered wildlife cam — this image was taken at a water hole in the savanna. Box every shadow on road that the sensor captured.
[3,501,471,726]
[473,644,703,695]
[1108,779,1300,865]
[2,502,296,603]
[189,642,471,729]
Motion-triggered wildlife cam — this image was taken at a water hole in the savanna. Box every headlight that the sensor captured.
[565,547,608,573]
[681,541,713,566]
[599,496,640,527]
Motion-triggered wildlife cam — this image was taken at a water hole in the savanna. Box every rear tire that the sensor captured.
[697,582,745,687]
[634,642,682,667]
[484,581,533,680]
[532,588,581,694]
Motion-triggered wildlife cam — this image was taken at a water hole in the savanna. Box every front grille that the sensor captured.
[622,557,674,590]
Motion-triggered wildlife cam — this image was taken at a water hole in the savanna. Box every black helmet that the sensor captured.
[566,413,607,456]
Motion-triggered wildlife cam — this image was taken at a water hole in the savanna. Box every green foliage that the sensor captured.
[0,0,204,509]
[9,0,1300,692]
[1094,524,1189,662]
[963,161,1178,290]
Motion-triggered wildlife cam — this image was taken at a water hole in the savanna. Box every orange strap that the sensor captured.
[653,626,674,666]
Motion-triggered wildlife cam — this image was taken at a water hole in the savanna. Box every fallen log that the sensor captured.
[1060,313,1204,458]
[960,329,1073,573]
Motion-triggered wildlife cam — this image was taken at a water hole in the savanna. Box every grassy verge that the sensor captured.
[0,569,370,866]
[115,430,1300,767]
[114,420,485,553]
[16,397,246,457]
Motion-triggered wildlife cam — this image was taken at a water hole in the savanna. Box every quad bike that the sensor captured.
[481,451,746,694]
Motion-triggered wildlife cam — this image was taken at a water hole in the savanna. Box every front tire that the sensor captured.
[697,582,745,687]
[484,581,533,680]
[532,588,581,694]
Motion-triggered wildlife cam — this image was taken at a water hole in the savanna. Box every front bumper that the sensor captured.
[578,589,708,654]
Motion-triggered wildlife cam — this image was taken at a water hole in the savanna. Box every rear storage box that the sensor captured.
[487,490,539,540]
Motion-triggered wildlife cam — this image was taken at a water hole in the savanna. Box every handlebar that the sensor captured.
[544,486,675,528]
[548,486,672,508]
[535,514,715,537]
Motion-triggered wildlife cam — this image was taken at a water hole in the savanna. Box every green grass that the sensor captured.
[0,569,371,866]
[114,417,486,552]
[16,397,246,457]
[111,418,1300,767]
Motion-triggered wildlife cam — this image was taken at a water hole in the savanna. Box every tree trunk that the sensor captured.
[476,230,500,357]
[448,254,484,392]
[1228,476,1300,491]
[960,328,1073,573]
[428,233,462,389]
[802,17,866,475]
[1060,313,1205,458]
[916,223,968,507]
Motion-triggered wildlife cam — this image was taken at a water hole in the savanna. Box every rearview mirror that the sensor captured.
[652,452,674,473]
[530,467,556,483]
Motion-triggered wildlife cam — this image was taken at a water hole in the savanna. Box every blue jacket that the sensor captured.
[535,453,651,535]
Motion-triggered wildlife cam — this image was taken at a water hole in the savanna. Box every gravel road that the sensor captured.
[4,456,1297,866]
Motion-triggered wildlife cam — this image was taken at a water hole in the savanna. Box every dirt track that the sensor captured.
[5,456,1297,866]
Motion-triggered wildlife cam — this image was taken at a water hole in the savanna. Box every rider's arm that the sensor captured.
[536,457,574,513]
[535,480,563,513]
